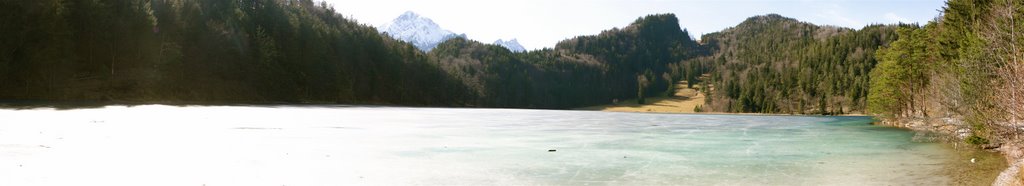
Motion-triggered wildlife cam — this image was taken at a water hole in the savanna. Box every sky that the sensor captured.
[323,0,946,50]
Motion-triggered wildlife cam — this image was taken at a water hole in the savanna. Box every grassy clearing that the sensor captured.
[579,81,705,113]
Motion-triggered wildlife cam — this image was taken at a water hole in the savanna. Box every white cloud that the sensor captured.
[813,3,862,28]
[884,12,911,23]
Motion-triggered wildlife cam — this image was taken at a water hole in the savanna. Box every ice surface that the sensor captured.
[0,105,952,185]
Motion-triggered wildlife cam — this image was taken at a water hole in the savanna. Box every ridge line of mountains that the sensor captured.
[0,0,902,114]
[380,11,526,52]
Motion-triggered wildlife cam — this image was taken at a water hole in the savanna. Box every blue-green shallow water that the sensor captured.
[0,106,954,185]
[381,108,951,185]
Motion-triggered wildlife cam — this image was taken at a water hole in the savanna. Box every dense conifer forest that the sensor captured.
[692,14,905,114]
[431,14,703,108]
[1,0,470,105]
[4,0,1024,182]
[0,0,704,109]
[1,0,1021,129]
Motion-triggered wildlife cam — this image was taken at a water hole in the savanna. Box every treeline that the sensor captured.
[0,0,702,108]
[867,0,1023,144]
[431,38,609,108]
[432,14,703,108]
[693,14,903,114]
[0,0,470,105]
[14,0,1017,124]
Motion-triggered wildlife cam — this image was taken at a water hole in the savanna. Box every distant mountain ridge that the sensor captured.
[0,0,471,106]
[381,11,527,52]
[492,39,526,52]
[0,2,904,112]
[380,11,466,51]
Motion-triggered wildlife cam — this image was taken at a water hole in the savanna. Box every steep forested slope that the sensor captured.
[432,14,703,108]
[9,0,1004,119]
[0,1,704,109]
[693,14,902,114]
[431,38,610,108]
[0,0,469,105]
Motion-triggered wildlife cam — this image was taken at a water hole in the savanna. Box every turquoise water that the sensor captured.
[359,108,951,185]
[0,106,953,185]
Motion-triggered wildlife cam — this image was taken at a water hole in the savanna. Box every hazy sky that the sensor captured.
[323,0,945,50]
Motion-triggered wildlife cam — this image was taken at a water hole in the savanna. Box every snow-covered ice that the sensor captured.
[0,105,955,185]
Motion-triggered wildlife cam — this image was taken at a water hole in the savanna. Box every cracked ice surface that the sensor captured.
[0,105,951,185]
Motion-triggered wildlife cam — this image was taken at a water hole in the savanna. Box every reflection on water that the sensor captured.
[0,105,958,185]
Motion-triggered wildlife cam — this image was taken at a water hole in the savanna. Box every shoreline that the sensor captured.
[941,143,1008,185]
[578,81,708,114]
[576,81,868,117]
[3,91,1018,184]
[0,102,1014,184]
[878,117,1024,185]
[579,81,1015,185]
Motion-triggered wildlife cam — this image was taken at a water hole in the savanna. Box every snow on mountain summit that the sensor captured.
[381,11,465,51]
[493,39,526,52]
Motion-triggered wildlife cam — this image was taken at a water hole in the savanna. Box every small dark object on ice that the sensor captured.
[548,149,556,152]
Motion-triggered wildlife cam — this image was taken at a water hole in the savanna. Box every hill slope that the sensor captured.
[431,14,703,108]
[692,14,901,114]
[0,0,470,105]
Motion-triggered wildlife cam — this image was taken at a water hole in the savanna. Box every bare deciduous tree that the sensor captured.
[982,0,1024,137]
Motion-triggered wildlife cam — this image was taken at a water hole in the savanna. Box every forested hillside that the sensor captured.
[691,14,903,114]
[0,0,703,109]
[432,14,703,108]
[431,38,612,108]
[5,0,1018,123]
[0,0,469,105]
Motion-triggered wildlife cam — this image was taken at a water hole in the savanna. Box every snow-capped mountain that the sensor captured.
[380,11,465,51]
[493,39,526,52]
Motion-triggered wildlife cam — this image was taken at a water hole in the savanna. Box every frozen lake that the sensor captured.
[0,105,955,185]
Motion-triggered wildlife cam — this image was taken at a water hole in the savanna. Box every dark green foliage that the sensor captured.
[637,74,648,104]
[965,135,990,145]
[867,0,1024,144]
[431,38,611,108]
[663,72,674,97]
[0,0,469,105]
[430,14,702,108]
[9,0,1011,121]
[556,14,703,101]
[868,26,937,117]
[693,14,902,114]
[0,5,705,109]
